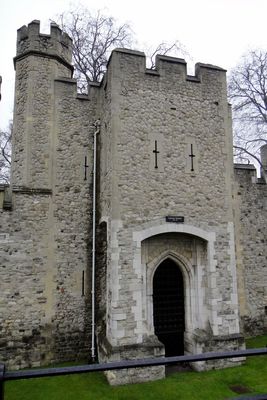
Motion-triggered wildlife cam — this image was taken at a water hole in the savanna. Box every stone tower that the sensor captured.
[95,50,244,384]
[1,20,266,385]
[12,20,73,187]
[0,21,96,368]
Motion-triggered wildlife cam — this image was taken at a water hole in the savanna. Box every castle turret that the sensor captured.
[12,20,73,188]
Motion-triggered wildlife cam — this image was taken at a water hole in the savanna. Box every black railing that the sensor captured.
[1,347,267,399]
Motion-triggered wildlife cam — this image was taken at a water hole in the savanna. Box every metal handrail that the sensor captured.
[1,347,267,399]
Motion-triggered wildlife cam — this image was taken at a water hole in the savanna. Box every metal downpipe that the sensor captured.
[91,120,100,361]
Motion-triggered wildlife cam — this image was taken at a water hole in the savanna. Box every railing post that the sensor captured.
[0,363,5,400]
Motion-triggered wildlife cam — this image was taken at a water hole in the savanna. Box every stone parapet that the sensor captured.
[107,48,227,90]
[14,20,73,72]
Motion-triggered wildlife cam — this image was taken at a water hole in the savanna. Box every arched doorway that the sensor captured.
[153,258,185,356]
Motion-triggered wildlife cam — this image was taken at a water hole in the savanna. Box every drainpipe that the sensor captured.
[91,120,100,361]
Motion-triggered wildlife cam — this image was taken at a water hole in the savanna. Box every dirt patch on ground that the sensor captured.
[166,363,192,376]
[229,384,252,394]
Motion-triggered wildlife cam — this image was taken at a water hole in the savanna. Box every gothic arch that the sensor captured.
[152,256,185,355]
[146,250,195,337]
[132,222,216,347]
[148,250,194,293]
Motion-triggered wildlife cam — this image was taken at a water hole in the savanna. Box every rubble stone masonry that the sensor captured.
[0,20,266,384]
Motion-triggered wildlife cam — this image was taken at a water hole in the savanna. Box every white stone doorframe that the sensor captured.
[132,222,217,342]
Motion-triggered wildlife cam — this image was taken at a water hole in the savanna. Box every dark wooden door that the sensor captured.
[153,259,185,356]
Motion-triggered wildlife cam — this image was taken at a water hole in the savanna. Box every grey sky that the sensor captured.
[1,0,266,129]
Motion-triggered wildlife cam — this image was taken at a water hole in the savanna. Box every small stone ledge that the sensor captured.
[12,186,52,195]
[14,51,74,73]
[234,163,256,170]
[3,200,12,210]
[107,48,146,70]
[112,48,146,58]
[77,93,90,101]
[145,69,160,76]
[156,54,186,65]
[256,177,266,185]
[196,62,227,72]
[55,76,77,84]
[98,335,164,361]
[89,81,101,88]
[212,333,244,342]
[98,335,165,385]
[186,75,201,83]
[0,186,12,210]
[0,184,9,191]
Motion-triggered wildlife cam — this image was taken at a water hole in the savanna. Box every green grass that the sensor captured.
[5,335,267,400]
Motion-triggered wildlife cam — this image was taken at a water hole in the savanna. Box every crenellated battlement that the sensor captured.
[14,20,73,69]
[107,48,227,86]
[234,144,267,184]
[14,20,226,87]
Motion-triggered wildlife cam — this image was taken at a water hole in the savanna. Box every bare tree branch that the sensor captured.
[228,50,267,174]
[0,123,12,183]
[234,144,267,183]
[54,7,133,92]
[54,6,189,93]
[146,41,189,69]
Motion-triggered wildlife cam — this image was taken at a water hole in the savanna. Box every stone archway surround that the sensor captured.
[100,220,243,383]
[132,222,219,351]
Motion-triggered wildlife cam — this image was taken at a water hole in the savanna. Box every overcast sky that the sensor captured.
[1,0,266,130]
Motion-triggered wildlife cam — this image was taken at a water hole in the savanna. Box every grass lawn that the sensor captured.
[5,335,267,400]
